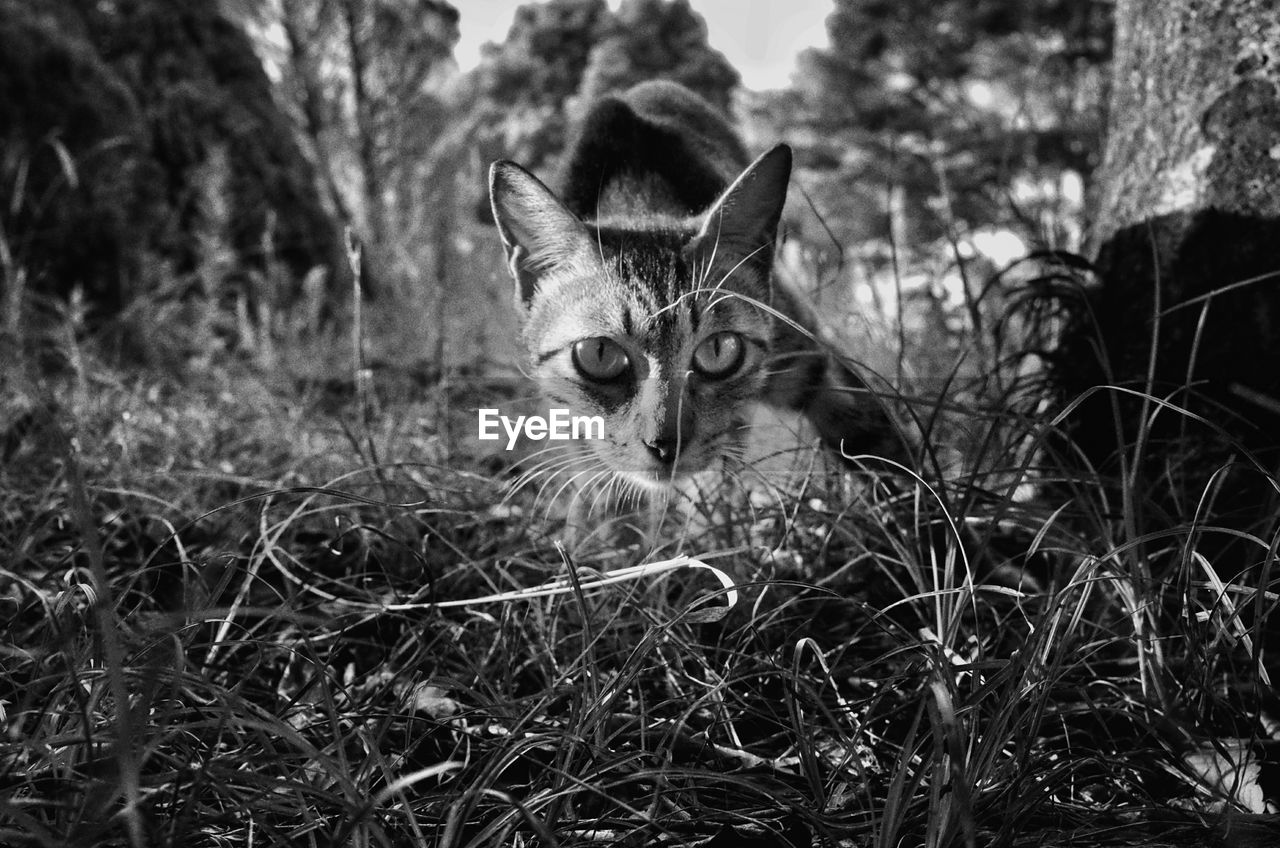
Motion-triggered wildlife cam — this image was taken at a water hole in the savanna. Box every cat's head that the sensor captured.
[489,145,791,493]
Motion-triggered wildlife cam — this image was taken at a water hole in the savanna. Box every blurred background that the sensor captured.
[0,0,1113,399]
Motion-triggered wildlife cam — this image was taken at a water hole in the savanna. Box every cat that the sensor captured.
[488,80,908,547]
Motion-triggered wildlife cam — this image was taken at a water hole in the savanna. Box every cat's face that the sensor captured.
[518,227,774,490]
[490,147,791,494]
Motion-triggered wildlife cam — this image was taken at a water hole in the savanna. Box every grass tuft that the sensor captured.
[2,247,1277,847]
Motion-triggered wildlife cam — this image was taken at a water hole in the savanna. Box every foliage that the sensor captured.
[576,0,740,114]
[477,0,612,111]
[0,0,343,317]
[0,0,159,312]
[776,0,1111,253]
[470,0,737,176]
[468,0,615,175]
[272,0,459,249]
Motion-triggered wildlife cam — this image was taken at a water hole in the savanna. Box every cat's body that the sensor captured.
[489,81,907,546]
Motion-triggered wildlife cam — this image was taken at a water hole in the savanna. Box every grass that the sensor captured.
[1,264,1277,848]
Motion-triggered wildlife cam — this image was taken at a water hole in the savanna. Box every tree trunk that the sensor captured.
[341,0,387,288]
[280,0,356,237]
[1057,0,1280,561]
[1092,1,1280,243]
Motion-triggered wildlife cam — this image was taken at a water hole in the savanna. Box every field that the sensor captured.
[2,256,1277,848]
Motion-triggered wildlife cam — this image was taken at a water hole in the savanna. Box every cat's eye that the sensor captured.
[692,332,744,378]
[571,337,630,381]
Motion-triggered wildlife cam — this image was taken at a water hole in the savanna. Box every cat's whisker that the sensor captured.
[508,449,587,492]
[536,471,591,525]
[533,466,587,524]
[612,471,633,508]
[546,461,609,516]
[622,475,644,511]
[492,440,578,480]
[615,473,641,510]
[594,218,609,269]
[597,473,619,520]
[513,458,578,483]
[655,248,725,319]
[701,220,731,293]
[529,455,597,502]
[571,468,623,529]
[518,454,598,511]
[712,242,773,298]
[698,247,716,289]
[512,446,586,479]
[682,244,776,311]
[584,470,621,522]
[716,242,771,290]
[513,465,583,505]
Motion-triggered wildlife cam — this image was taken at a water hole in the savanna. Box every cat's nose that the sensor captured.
[643,437,680,464]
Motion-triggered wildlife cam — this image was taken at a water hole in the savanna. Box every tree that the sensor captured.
[1054,0,1280,562]
[339,0,459,264]
[276,0,360,238]
[0,0,346,316]
[576,0,739,114]
[272,0,459,298]
[468,0,615,174]
[470,0,737,177]
[0,1,155,312]
[787,0,1112,251]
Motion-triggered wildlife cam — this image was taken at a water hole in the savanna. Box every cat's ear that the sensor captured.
[694,144,792,261]
[489,161,595,306]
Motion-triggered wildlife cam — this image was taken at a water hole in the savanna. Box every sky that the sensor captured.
[452,0,833,91]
